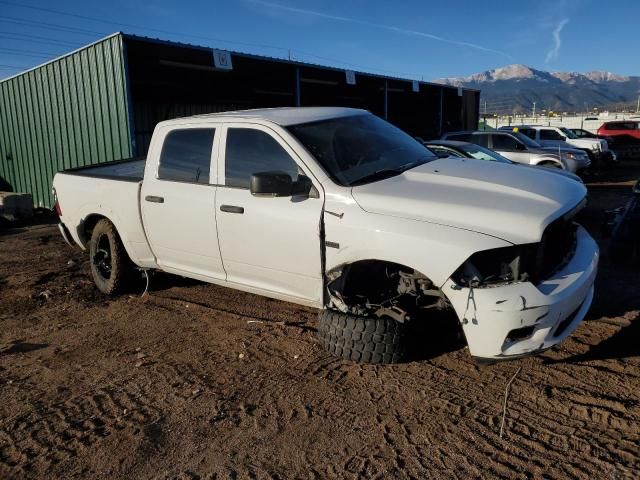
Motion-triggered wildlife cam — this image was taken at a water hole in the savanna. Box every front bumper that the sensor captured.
[565,156,591,173]
[443,226,599,360]
[58,222,75,247]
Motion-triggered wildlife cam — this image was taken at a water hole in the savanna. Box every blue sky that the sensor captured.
[0,0,638,81]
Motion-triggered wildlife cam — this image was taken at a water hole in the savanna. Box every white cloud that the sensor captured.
[545,18,569,63]
[248,0,511,59]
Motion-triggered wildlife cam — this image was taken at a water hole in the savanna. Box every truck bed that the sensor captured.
[62,158,145,181]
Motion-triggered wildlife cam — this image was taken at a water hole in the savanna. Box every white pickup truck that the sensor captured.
[53,107,599,364]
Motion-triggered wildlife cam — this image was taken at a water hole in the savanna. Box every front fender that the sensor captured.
[323,196,511,287]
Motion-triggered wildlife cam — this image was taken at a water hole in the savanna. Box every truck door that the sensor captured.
[141,125,226,280]
[538,128,566,148]
[214,124,323,304]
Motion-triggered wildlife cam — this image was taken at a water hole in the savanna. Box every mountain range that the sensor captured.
[434,64,640,114]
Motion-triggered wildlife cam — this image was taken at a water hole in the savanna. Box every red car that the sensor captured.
[597,120,640,142]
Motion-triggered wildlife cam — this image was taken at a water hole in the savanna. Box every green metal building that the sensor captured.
[0,32,480,208]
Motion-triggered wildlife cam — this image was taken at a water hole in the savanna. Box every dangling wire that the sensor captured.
[141,269,150,298]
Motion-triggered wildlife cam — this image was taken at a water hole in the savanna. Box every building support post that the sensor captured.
[439,88,444,136]
[384,80,388,120]
[295,66,301,107]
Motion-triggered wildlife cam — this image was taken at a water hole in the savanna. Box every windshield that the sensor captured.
[512,131,542,148]
[560,127,579,139]
[287,114,436,186]
[460,144,512,163]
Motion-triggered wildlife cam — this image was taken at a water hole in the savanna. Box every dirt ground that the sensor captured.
[1,166,639,480]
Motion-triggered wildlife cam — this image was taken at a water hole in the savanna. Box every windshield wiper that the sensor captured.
[350,158,431,186]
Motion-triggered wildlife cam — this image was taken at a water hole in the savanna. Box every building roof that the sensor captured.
[192,107,367,126]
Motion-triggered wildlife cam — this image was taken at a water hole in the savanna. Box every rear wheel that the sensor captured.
[317,310,406,364]
[89,219,134,294]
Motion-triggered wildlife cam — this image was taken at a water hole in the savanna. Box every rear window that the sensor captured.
[605,122,638,130]
[158,129,215,184]
[445,133,472,142]
[518,128,536,139]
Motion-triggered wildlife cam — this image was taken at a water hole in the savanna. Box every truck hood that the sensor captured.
[351,158,586,245]
[568,138,603,150]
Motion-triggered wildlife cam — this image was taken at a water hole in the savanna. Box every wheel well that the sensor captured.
[80,214,108,245]
[325,260,446,318]
[538,160,563,168]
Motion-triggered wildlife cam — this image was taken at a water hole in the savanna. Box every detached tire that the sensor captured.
[317,310,406,364]
[89,219,134,295]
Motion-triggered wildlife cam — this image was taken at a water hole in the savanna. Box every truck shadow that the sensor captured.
[405,310,466,361]
[547,313,640,364]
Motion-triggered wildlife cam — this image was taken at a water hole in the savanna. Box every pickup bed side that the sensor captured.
[53,159,157,269]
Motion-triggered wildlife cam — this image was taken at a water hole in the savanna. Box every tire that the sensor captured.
[539,161,562,169]
[89,219,134,294]
[317,310,406,364]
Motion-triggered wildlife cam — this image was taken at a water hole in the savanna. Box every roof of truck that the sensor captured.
[189,107,368,126]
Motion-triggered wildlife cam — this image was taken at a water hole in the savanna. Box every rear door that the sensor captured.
[141,124,226,280]
[214,123,324,304]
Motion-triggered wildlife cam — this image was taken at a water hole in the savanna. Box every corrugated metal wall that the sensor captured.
[0,33,132,207]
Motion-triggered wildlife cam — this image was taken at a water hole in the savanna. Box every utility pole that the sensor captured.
[637,95,639,113]
[483,100,487,115]
[532,101,536,117]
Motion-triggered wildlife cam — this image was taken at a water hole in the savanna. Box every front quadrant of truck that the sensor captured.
[53,107,599,364]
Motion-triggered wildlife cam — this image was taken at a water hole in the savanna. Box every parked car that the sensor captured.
[500,125,610,163]
[53,107,598,364]
[597,121,640,143]
[424,140,582,183]
[441,130,590,172]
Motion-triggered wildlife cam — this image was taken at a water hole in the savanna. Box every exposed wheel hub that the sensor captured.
[93,234,112,279]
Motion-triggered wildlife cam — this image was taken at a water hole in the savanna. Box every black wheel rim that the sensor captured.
[93,233,112,279]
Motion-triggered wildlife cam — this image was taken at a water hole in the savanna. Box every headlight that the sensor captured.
[452,210,581,288]
[563,152,575,160]
[451,244,539,287]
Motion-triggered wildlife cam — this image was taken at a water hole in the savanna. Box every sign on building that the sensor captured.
[345,70,356,85]
[213,49,233,70]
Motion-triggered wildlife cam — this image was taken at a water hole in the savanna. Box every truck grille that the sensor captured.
[533,213,578,283]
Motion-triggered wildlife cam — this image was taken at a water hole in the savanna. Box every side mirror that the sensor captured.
[632,179,640,195]
[291,175,319,198]
[516,142,526,151]
[250,171,293,197]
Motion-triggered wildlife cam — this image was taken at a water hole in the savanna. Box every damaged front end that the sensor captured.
[444,221,598,361]
[325,261,448,323]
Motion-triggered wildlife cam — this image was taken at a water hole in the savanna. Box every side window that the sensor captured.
[469,134,489,147]
[429,146,463,158]
[158,129,215,184]
[520,128,536,139]
[225,128,300,189]
[540,129,565,140]
[490,134,519,150]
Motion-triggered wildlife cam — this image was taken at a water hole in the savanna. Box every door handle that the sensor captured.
[145,195,164,203]
[220,205,244,214]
